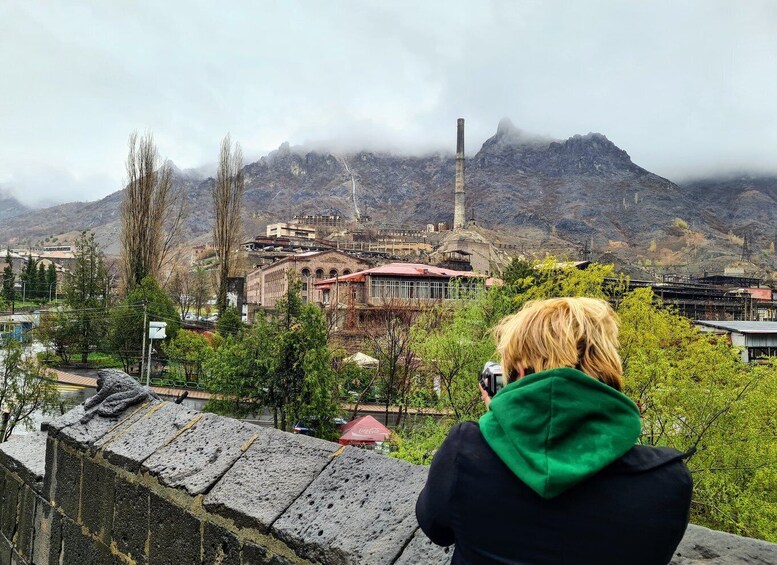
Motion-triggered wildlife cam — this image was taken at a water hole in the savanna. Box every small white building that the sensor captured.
[696,320,777,363]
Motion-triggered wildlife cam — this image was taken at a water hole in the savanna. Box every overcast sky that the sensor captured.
[1,0,776,207]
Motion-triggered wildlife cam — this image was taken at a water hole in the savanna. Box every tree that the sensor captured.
[412,294,496,422]
[0,339,59,442]
[168,267,193,319]
[120,131,185,292]
[191,265,210,318]
[213,134,245,313]
[20,254,37,301]
[203,272,340,438]
[216,306,243,337]
[63,232,110,363]
[394,260,777,542]
[163,330,210,382]
[204,317,275,417]
[46,263,57,301]
[268,274,330,432]
[108,276,181,374]
[37,262,47,301]
[618,288,777,541]
[364,298,419,427]
[37,310,79,365]
[2,251,14,303]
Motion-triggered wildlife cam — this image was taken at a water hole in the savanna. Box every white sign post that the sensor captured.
[146,322,167,386]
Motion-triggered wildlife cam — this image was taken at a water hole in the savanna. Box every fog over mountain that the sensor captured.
[3,120,777,279]
[2,1,777,207]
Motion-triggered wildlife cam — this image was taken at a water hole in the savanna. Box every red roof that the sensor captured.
[338,415,391,445]
[314,262,492,287]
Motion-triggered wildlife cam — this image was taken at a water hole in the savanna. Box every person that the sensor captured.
[416,297,692,564]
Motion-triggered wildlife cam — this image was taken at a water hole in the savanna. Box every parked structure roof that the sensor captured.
[696,320,777,334]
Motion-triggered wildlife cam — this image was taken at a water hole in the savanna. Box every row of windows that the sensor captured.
[300,268,352,279]
[368,278,483,300]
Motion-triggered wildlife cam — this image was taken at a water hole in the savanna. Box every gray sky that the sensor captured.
[1,0,776,207]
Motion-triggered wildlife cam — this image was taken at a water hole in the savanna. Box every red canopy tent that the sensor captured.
[338,415,391,446]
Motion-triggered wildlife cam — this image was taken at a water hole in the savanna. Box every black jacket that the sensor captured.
[416,422,693,565]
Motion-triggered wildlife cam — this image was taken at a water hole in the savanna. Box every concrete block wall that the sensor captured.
[0,396,775,564]
[0,432,48,565]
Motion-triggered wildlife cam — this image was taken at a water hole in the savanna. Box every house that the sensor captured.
[314,262,499,329]
[696,320,777,363]
[0,313,39,342]
[245,250,373,317]
[266,223,317,240]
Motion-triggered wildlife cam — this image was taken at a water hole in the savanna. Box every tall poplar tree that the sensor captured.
[1,251,14,303]
[37,263,47,301]
[213,134,244,314]
[120,131,185,292]
[46,263,57,301]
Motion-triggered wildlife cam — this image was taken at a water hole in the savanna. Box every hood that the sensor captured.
[479,367,641,499]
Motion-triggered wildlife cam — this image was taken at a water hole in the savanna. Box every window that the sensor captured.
[301,268,311,278]
[343,269,352,276]
[330,269,338,278]
[315,269,325,279]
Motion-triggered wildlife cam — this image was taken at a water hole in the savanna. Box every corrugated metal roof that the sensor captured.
[314,262,486,286]
[696,320,777,334]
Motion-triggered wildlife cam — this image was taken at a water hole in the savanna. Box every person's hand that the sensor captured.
[478,382,491,411]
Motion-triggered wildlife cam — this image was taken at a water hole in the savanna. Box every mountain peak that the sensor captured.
[496,117,518,138]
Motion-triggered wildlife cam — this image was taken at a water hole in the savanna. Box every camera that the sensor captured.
[480,361,504,398]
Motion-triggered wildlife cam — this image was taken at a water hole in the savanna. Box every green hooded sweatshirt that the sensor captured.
[479,367,642,499]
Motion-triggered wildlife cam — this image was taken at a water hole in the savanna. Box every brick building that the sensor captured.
[246,250,372,313]
[313,262,499,329]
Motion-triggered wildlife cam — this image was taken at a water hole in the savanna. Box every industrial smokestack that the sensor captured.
[453,118,466,229]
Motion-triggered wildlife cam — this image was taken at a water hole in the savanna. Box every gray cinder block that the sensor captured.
[204,427,339,531]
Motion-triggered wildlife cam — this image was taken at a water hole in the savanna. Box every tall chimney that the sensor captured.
[453,118,466,229]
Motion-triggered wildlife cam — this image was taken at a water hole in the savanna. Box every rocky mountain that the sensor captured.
[2,121,776,275]
[0,188,30,222]
[679,174,777,237]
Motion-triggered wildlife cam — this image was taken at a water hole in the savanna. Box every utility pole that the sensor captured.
[741,232,752,262]
[139,302,147,379]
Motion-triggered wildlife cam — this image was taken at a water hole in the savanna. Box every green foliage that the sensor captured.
[163,330,210,382]
[619,288,777,541]
[192,265,211,317]
[108,276,181,374]
[46,263,57,298]
[674,217,689,230]
[37,310,80,365]
[412,296,496,421]
[0,339,60,442]
[20,254,38,300]
[393,259,777,542]
[63,232,110,363]
[389,418,454,466]
[336,356,378,407]
[204,318,275,417]
[2,251,15,302]
[520,257,623,303]
[216,306,243,337]
[37,263,47,300]
[203,271,340,439]
[499,258,543,293]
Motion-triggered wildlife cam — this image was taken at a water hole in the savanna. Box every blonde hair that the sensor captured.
[495,297,624,391]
